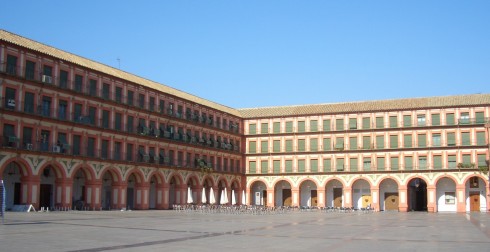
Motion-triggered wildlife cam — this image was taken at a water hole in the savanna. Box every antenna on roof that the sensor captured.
[117,57,121,69]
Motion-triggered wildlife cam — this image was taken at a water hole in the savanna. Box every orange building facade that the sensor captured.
[0,30,489,213]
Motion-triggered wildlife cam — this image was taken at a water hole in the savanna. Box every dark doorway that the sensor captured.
[408,179,427,211]
[14,182,21,205]
[39,184,52,209]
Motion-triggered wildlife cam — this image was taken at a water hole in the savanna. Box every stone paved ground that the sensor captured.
[1,210,489,251]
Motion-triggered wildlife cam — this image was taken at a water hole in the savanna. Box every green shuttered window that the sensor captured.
[298,139,305,152]
[261,141,268,153]
[389,116,398,128]
[323,159,331,171]
[298,121,305,132]
[350,158,358,171]
[376,135,384,149]
[391,157,399,170]
[249,141,256,153]
[377,157,385,171]
[249,161,256,174]
[405,157,413,170]
[285,121,293,133]
[433,155,442,169]
[390,135,398,148]
[310,120,318,132]
[261,123,268,134]
[432,114,440,126]
[362,117,371,129]
[323,119,331,131]
[310,138,318,151]
[285,160,293,173]
[350,137,357,150]
[336,158,344,171]
[418,134,426,147]
[273,122,281,133]
[298,159,305,172]
[336,119,344,131]
[376,117,384,129]
[310,159,318,172]
[363,136,371,149]
[477,132,486,145]
[323,138,331,151]
[404,134,412,148]
[249,124,256,134]
[285,140,293,152]
[349,118,357,129]
[261,161,268,174]
[446,113,455,125]
[273,140,281,152]
[273,160,281,173]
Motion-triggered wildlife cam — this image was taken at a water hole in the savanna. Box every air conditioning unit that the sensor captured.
[53,146,61,153]
[7,99,15,108]
[42,75,53,84]
[26,143,33,150]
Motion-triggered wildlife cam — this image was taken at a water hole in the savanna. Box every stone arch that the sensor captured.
[38,161,66,179]
[462,173,489,186]
[374,175,402,188]
[0,157,32,177]
[125,169,144,183]
[99,167,123,182]
[167,172,184,185]
[70,164,96,181]
[274,179,293,207]
[250,180,268,206]
[406,176,429,212]
[379,178,400,211]
[351,178,372,209]
[325,178,345,208]
[148,171,164,209]
[1,159,31,210]
[435,177,457,212]
[147,170,164,185]
[299,179,319,207]
[463,174,488,212]
[247,177,268,188]
[321,176,347,188]
[348,177,374,188]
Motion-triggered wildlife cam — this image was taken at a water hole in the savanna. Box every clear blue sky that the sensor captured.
[2,1,489,109]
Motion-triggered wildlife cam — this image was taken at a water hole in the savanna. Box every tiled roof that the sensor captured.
[238,94,490,118]
[0,30,241,117]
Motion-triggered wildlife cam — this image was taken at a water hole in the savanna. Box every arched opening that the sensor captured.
[408,178,427,211]
[202,177,213,205]
[39,165,59,210]
[217,180,228,205]
[274,180,292,207]
[1,161,23,210]
[466,176,487,212]
[148,175,160,209]
[72,169,88,210]
[250,181,267,206]
[325,179,343,208]
[126,173,137,210]
[101,170,116,210]
[168,176,180,208]
[379,178,399,211]
[352,179,371,209]
[230,180,239,205]
[299,180,317,207]
[186,176,198,205]
[436,177,457,212]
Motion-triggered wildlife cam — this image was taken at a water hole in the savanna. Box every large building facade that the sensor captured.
[0,30,489,212]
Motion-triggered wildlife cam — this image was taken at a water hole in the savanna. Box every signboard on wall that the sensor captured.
[255,192,261,205]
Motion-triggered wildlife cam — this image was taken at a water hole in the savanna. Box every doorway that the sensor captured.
[311,190,318,206]
[39,184,52,209]
[408,178,427,211]
[470,192,480,212]
[333,188,342,207]
[282,189,292,206]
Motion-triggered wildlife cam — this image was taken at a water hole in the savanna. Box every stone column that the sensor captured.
[266,188,275,207]
[291,188,300,207]
[162,183,170,209]
[316,187,326,208]
[135,182,150,210]
[55,178,73,209]
[85,180,102,210]
[112,182,126,209]
[398,185,408,212]
[427,185,436,213]
[456,184,466,213]
[343,187,352,208]
[370,186,380,211]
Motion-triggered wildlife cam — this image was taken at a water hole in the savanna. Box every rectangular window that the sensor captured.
[323,158,331,171]
[24,92,35,113]
[102,83,110,100]
[249,141,256,153]
[377,157,385,171]
[478,154,486,169]
[273,160,281,173]
[261,160,268,174]
[285,160,293,173]
[310,138,318,151]
[475,112,485,124]
[114,142,121,161]
[404,115,412,127]
[88,107,96,125]
[459,112,470,124]
[286,140,293,152]
[297,139,305,151]
[432,114,440,126]
[74,74,83,92]
[261,123,268,134]
[138,93,145,109]
[461,132,470,146]
[249,161,256,174]
[323,119,331,131]
[432,133,441,147]
[376,117,384,129]
[6,55,17,75]
[405,156,413,170]
[102,110,110,128]
[72,135,81,155]
[310,120,318,132]
[101,140,109,159]
[349,118,357,130]
[323,138,331,151]
[310,159,318,172]
[115,113,122,131]
[417,115,426,126]
[5,87,16,109]
[419,156,427,170]
[126,144,134,161]
[433,155,442,169]
[391,157,399,170]
[390,135,398,149]
[43,65,52,77]
[418,134,427,147]
[446,113,455,125]
[115,87,123,103]
[445,192,455,205]
[462,154,471,166]
[298,159,305,172]
[273,122,281,133]
[376,135,384,149]
[362,117,371,129]
[149,97,155,112]
[41,96,51,117]
[87,137,95,157]
[261,141,268,153]
[363,136,371,149]
[363,157,371,171]
[389,116,398,128]
[23,127,33,146]
[349,137,357,150]
[336,119,344,131]
[404,134,412,148]
[59,70,68,89]
[285,121,293,133]
[447,132,456,146]
[477,132,486,145]
[335,137,344,150]
[249,124,256,134]
[89,79,97,96]
[25,60,35,80]
[127,116,134,133]
[350,158,358,171]
[273,140,281,152]
[336,158,344,171]
[297,121,305,132]
[448,155,456,168]
[127,90,134,106]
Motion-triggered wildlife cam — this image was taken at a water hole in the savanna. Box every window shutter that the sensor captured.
[431,114,440,126]
[323,138,331,151]
[310,159,318,172]
[433,155,442,169]
[323,119,331,131]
